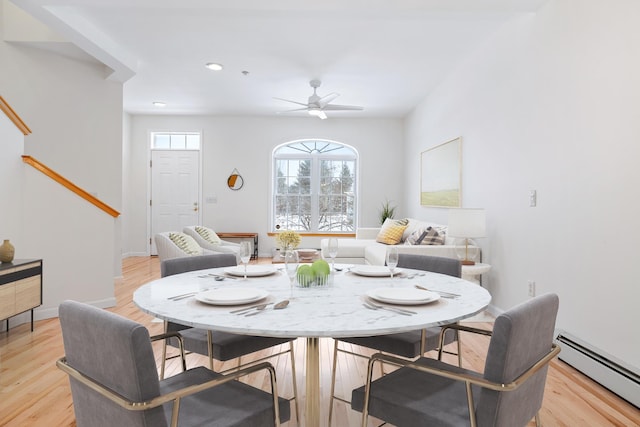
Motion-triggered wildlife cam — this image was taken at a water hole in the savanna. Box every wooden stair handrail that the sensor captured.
[0,96,32,136]
[22,155,120,218]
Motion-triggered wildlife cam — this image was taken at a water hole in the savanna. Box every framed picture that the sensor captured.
[420,137,461,207]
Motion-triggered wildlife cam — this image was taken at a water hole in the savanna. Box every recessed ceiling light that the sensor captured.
[205,63,223,71]
[152,101,166,107]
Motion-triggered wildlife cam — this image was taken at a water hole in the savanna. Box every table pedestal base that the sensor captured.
[305,337,320,427]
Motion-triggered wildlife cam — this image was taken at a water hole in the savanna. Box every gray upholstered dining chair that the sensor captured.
[57,300,290,427]
[160,254,299,421]
[328,254,463,424]
[351,293,561,427]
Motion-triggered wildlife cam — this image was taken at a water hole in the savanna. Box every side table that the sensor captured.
[461,262,491,286]
[216,233,258,259]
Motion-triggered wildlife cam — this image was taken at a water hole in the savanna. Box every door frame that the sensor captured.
[147,130,203,255]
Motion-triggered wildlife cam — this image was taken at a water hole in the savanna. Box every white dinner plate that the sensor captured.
[351,265,403,277]
[366,288,440,305]
[195,288,269,305]
[223,265,278,277]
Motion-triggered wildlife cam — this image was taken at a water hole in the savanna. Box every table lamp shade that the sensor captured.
[448,208,486,238]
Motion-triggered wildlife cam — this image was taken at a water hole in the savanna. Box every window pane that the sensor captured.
[170,134,186,149]
[153,134,170,149]
[273,140,357,232]
[186,134,200,149]
[152,132,201,150]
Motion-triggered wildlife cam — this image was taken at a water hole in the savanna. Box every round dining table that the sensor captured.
[133,264,491,427]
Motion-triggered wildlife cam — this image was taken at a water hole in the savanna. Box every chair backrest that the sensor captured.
[155,232,206,262]
[396,254,462,278]
[59,300,167,427]
[161,253,237,277]
[476,293,559,427]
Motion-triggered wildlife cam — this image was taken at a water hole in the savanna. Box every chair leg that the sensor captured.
[288,341,300,423]
[328,339,340,426]
[207,330,214,370]
[456,329,463,367]
[161,321,168,379]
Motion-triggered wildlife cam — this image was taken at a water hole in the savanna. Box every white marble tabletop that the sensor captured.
[133,265,491,339]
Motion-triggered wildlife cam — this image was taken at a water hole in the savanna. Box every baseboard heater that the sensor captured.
[556,332,639,408]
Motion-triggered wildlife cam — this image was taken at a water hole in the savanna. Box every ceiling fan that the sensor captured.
[275,79,363,120]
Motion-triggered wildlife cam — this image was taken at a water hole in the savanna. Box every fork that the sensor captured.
[363,301,416,316]
[414,284,460,298]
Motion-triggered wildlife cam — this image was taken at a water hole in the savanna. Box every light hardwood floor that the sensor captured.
[1,256,638,426]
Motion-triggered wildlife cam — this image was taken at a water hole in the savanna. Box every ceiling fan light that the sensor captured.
[205,62,223,71]
[308,108,327,119]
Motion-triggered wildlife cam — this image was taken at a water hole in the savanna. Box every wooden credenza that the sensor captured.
[0,259,43,332]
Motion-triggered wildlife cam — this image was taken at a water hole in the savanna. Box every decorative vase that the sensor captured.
[0,239,15,263]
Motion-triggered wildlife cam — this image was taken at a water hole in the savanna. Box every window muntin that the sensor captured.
[151,132,200,150]
[273,140,357,233]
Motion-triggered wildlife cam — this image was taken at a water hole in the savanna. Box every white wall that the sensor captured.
[0,108,25,253]
[1,4,123,321]
[124,115,404,256]
[405,0,640,370]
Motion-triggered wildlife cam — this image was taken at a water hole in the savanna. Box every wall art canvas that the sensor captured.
[420,137,461,207]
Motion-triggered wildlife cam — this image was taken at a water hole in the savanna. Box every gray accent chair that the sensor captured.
[351,293,560,427]
[160,254,299,421]
[328,254,463,424]
[57,300,290,427]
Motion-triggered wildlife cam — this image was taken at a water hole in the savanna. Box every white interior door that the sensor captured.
[150,150,200,255]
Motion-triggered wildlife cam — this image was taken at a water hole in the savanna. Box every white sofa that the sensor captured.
[183,226,241,262]
[154,232,217,262]
[320,218,478,265]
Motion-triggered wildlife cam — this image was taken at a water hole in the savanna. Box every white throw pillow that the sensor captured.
[168,232,203,255]
[195,226,222,245]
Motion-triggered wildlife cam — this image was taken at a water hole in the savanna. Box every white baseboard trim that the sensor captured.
[5,297,118,328]
[122,251,149,258]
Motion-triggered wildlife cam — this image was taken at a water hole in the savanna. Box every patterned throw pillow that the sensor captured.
[376,218,410,245]
[417,227,445,245]
[168,232,202,255]
[195,226,222,245]
[404,226,446,245]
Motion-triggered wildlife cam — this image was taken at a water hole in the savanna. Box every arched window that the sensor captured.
[272,140,357,233]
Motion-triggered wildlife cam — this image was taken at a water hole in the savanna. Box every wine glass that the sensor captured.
[328,238,339,271]
[284,250,299,297]
[239,241,252,280]
[386,247,399,279]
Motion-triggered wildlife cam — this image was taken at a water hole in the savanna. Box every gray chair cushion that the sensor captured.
[60,300,166,427]
[351,357,481,426]
[161,255,295,362]
[339,326,457,359]
[59,301,290,427]
[338,254,462,357]
[168,326,293,361]
[396,253,462,278]
[161,254,237,277]
[160,367,290,427]
[476,293,559,427]
[351,293,559,427]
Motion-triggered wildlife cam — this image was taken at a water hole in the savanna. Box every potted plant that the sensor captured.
[276,230,301,252]
[379,199,396,225]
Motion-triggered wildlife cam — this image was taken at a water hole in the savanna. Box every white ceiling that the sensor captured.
[12,0,547,118]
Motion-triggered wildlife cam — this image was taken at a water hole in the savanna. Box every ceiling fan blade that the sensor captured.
[318,92,339,107]
[322,104,364,111]
[273,97,309,107]
[278,107,309,113]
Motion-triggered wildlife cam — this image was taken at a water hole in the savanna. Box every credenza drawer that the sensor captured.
[0,259,43,332]
[0,284,15,319]
[15,276,41,313]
